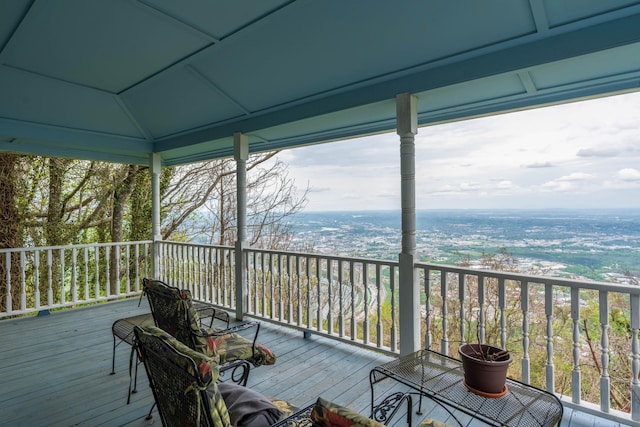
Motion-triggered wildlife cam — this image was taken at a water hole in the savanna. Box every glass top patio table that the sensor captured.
[370,349,563,427]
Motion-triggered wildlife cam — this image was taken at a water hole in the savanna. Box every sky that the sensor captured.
[275,91,640,212]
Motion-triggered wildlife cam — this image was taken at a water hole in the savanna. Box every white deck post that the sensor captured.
[234,133,249,320]
[397,92,420,355]
[631,294,640,420]
[151,153,162,278]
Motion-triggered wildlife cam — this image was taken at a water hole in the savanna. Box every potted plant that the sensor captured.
[458,343,512,398]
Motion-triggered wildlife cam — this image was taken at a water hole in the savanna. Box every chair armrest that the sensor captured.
[197,321,261,357]
[211,309,230,328]
[195,306,231,329]
[192,302,231,328]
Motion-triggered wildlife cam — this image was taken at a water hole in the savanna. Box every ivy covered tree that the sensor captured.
[0,153,25,312]
[0,151,306,301]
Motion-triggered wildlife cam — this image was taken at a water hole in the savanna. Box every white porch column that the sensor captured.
[397,92,420,356]
[151,152,162,278]
[234,133,249,321]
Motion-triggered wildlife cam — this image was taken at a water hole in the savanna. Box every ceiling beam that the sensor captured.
[154,11,640,154]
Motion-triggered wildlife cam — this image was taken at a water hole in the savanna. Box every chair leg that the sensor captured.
[132,357,139,393]
[371,392,412,426]
[234,361,251,386]
[145,402,156,421]
[219,360,251,386]
[110,335,117,375]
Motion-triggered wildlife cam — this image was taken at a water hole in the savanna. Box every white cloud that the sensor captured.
[616,168,640,182]
[274,91,640,210]
[340,192,363,200]
[557,172,593,182]
[524,161,554,168]
[539,180,576,192]
[308,186,331,193]
[577,147,620,158]
[495,180,514,189]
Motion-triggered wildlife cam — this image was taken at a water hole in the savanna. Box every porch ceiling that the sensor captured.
[1,1,640,167]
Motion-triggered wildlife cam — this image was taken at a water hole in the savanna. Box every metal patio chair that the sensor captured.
[133,325,301,427]
[142,278,276,386]
[133,325,401,427]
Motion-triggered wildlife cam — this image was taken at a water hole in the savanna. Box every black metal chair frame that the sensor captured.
[111,294,231,394]
[133,325,223,426]
[142,278,265,386]
[134,325,313,427]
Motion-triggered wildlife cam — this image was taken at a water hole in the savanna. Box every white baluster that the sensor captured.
[545,283,555,392]
[459,273,466,343]
[363,262,370,344]
[478,275,485,343]
[83,247,89,299]
[93,247,99,299]
[571,287,582,404]
[320,257,325,329]
[306,256,312,330]
[327,258,333,333]
[520,280,530,384]
[278,253,284,322]
[424,268,431,350]
[350,260,356,339]
[261,251,267,315]
[441,270,449,356]
[630,293,640,420]
[5,252,11,313]
[296,255,302,326]
[390,265,397,352]
[600,290,611,412]
[337,259,344,337]
[376,263,383,347]
[20,251,26,310]
[34,251,40,309]
[71,247,77,302]
[60,248,66,304]
[287,254,293,324]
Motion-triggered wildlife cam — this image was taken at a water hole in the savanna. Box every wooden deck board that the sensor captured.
[0,298,621,427]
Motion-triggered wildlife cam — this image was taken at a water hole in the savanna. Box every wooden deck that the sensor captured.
[0,298,627,426]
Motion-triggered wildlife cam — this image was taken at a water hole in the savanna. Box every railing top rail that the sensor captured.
[416,261,640,294]
[245,246,399,266]
[157,240,233,250]
[0,240,153,254]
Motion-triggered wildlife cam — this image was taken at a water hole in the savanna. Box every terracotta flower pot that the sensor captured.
[458,343,512,397]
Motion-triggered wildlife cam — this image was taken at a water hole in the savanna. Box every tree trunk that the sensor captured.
[110,165,139,294]
[129,166,152,242]
[0,154,24,312]
[45,158,72,300]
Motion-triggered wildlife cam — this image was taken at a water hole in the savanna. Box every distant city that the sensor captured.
[286,209,640,285]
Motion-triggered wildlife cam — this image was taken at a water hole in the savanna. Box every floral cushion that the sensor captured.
[143,278,277,367]
[269,398,300,420]
[172,285,277,367]
[310,397,385,427]
[418,419,454,427]
[199,329,278,366]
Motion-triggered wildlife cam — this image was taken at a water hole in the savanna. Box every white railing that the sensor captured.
[244,248,400,352]
[0,241,152,318]
[155,243,399,352]
[416,262,640,425]
[155,241,236,308]
[156,241,640,425]
[4,240,637,424]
